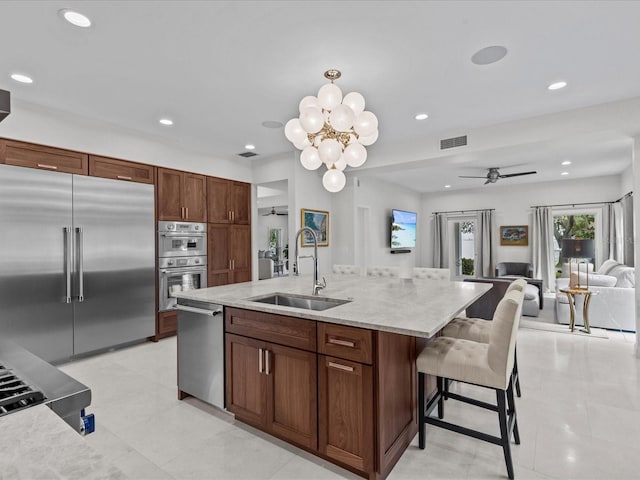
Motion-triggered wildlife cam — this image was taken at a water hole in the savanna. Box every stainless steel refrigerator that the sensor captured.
[0,163,155,363]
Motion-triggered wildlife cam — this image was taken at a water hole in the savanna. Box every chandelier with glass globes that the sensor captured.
[284,69,378,192]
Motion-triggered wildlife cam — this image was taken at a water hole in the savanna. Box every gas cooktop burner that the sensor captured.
[0,363,46,416]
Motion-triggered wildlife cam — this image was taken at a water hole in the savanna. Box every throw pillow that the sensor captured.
[597,259,620,275]
[569,272,617,288]
[607,264,635,288]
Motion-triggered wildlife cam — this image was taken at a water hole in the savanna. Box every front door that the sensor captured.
[448,217,477,280]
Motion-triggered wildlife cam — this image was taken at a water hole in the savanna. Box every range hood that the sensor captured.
[0,89,10,122]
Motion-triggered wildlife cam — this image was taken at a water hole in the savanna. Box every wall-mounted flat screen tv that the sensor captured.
[391,209,417,249]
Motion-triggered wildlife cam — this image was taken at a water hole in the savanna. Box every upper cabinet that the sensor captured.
[0,139,88,175]
[157,167,206,222]
[207,177,250,224]
[89,155,155,184]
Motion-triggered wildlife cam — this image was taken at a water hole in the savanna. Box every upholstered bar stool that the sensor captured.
[417,290,523,480]
[332,264,361,275]
[442,278,527,397]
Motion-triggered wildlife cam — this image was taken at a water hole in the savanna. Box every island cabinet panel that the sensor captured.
[375,332,418,478]
[0,139,88,175]
[89,155,155,184]
[157,167,206,221]
[317,323,373,365]
[318,355,374,472]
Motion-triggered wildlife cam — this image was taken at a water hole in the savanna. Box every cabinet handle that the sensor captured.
[37,163,58,170]
[258,348,263,373]
[232,211,235,222]
[265,350,270,375]
[229,259,232,270]
[185,207,188,219]
[328,337,356,348]
[232,259,235,270]
[328,361,354,372]
[116,175,132,180]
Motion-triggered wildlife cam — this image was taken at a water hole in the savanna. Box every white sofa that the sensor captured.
[555,259,636,332]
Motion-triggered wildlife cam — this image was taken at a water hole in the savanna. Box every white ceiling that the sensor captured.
[1,1,640,193]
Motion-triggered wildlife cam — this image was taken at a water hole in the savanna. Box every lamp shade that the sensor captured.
[561,239,595,259]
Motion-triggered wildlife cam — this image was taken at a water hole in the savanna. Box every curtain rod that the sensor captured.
[432,208,495,215]
[531,191,633,209]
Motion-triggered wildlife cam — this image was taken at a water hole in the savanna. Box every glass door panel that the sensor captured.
[449,218,477,280]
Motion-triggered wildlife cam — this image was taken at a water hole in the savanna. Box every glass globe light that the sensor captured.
[343,143,367,167]
[343,92,365,116]
[318,138,342,165]
[300,146,322,170]
[358,129,378,146]
[329,104,355,132]
[299,107,324,134]
[317,83,343,110]
[293,137,311,150]
[299,95,319,113]
[322,168,346,193]
[334,155,347,171]
[354,111,378,137]
[284,118,307,144]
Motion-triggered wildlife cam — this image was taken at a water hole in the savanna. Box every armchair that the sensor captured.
[495,262,540,316]
[495,262,533,278]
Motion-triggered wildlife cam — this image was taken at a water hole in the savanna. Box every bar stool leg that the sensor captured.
[497,389,515,480]
[437,376,444,419]
[507,378,520,445]
[418,372,426,449]
[513,348,521,398]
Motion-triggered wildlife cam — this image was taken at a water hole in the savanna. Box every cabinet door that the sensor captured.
[183,173,207,222]
[208,224,231,285]
[230,225,251,283]
[157,310,177,338]
[318,355,374,472]
[207,176,231,223]
[157,168,183,221]
[231,181,251,224]
[225,334,268,428]
[267,343,317,449]
[89,155,155,184]
[0,139,88,175]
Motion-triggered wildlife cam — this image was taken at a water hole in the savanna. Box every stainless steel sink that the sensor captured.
[248,293,351,311]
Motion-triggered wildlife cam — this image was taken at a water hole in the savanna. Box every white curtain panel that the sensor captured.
[607,202,624,263]
[621,193,634,266]
[532,206,555,292]
[477,209,495,278]
[433,213,448,268]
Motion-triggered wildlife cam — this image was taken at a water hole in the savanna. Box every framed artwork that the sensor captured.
[500,225,528,246]
[300,208,329,247]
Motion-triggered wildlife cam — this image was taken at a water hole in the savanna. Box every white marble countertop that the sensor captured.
[0,405,125,479]
[176,274,491,338]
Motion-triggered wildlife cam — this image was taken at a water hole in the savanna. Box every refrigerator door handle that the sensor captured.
[76,227,85,302]
[64,227,72,303]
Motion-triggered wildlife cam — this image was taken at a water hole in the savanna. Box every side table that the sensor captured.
[559,288,598,334]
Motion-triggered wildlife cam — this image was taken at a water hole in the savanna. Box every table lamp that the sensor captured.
[561,239,595,290]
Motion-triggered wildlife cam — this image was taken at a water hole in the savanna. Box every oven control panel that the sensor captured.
[159,256,207,269]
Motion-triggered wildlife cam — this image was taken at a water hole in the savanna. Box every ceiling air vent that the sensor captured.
[440,135,467,150]
[237,151,258,158]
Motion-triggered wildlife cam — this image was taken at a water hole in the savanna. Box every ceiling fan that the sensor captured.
[459,167,537,185]
[262,207,288,216]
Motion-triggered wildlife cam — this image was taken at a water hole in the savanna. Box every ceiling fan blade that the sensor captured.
[458,175,489,179]
[498,171,537,178]
[277,212,288,216]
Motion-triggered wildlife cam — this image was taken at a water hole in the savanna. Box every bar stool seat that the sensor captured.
[417,289,524,480]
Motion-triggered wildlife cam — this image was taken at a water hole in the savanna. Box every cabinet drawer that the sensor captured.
[89,155,155,184]
[226,307,316,352]
[1,139,88,175]
[317,323,373,364]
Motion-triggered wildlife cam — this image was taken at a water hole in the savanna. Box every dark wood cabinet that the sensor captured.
[157,311,178,339]
[0,139,88,175]
[207,177,250,224]
[157,167,206,221]
[207,224,251,286]
[226,308,317,450]
[89,155,155,184]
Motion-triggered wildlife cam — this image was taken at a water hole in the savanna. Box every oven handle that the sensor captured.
[159,232,206,238]
[175,305,222,316]
[159,266,207,275]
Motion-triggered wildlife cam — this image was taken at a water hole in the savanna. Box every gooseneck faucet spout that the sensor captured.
[293,227,326,295]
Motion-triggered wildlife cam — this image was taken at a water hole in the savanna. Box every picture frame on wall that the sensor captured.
[500,225,528,246]
[300,208,329,247]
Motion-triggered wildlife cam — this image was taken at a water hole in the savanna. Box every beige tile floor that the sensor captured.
[58,311,639,480]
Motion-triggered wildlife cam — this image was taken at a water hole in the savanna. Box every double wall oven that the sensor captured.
[158,221,207,312]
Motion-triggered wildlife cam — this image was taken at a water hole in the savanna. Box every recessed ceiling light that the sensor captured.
[415,113,429,121]
[561,160,572,166]
[10,73,33,84]
[60,9,92,28]
[159,118,173,126]
[444,185,451,189]
[244,144,255,150]
[561,171,569,176]
[471,45,508,65]
[262,120,283,129]
[548,81,567,91]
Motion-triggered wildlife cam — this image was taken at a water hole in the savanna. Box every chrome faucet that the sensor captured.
[293,227,326,295]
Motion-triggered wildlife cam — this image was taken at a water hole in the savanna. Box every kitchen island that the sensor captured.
[175,274,490,480]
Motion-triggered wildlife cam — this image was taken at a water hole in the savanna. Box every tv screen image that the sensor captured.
[391,209,417,249]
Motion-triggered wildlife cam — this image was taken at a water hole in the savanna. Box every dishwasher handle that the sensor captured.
[176,305,223,316]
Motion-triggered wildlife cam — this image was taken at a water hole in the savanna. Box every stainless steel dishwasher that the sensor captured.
[176,298,224,409]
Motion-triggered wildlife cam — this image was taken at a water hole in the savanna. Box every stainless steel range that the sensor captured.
[158,221,207,312]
